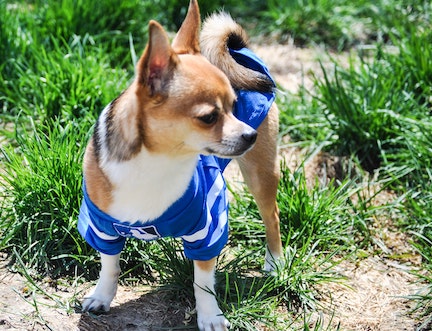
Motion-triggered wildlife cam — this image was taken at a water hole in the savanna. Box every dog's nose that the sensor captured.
[241,130,257,145]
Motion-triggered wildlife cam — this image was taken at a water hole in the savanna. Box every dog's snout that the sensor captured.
[242,130,257,145]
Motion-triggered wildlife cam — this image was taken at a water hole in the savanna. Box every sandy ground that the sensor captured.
[0,43,429,330]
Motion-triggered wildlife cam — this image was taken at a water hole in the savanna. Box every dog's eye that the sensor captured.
[198,112,219,125]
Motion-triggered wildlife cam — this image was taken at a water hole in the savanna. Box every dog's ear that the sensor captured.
[172,0,200,54]
[137,21,179,97]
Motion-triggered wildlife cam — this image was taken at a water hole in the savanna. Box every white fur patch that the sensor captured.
[103,150,197,223]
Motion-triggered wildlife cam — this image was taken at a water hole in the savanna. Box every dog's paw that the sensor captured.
[81,268,119,313]
[81,294,113,313]
[264,247,285,273]
[197,313,230,331]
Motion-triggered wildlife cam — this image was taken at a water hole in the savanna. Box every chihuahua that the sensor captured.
[78,1,283,330]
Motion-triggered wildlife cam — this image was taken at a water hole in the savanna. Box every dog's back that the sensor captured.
[200,12,283,273]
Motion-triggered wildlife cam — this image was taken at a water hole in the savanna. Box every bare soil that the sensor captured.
[0,44,428,330]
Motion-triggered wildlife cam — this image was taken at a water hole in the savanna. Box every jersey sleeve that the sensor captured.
[78,196,126,255]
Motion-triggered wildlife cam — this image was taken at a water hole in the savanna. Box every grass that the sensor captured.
[225,164,366,328]
[1,0,432,329]
[1,119,91,276]
[260,0,431,50]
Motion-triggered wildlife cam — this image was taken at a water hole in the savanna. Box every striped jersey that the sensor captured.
[78,47,276,261]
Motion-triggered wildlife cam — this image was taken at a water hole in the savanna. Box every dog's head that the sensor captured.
[133,0,257,159]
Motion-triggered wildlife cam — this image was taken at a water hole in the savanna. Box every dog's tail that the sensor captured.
[200,12,274,93]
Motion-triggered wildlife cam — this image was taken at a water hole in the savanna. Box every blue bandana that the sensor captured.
[78,47,275,261]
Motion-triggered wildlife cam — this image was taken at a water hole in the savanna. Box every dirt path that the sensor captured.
[0,44,427,330]
[0,257,189,330]
[318,257,420,330]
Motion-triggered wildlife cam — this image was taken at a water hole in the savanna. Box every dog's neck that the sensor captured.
[102,149,198,223]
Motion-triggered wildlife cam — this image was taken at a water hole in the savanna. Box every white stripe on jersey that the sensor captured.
[182,173,225,243]
[79,205,120,241]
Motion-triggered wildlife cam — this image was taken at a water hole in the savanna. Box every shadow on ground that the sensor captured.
[77,287,196,331]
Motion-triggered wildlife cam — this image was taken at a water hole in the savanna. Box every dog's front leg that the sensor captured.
[82,252,121,312]
[194,259,229,331]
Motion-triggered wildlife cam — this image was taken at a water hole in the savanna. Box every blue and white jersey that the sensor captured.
[78,155,229,260]
[78,47,276,261]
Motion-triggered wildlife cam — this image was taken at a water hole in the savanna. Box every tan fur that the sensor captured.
[83,139,112,211]
[237,104,283,259]
[172,0,200,54]
[195,258,217,272]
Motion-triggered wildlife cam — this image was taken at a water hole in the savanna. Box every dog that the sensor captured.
[78,1,283,330]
